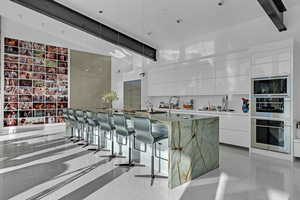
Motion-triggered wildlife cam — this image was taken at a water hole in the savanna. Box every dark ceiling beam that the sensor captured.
[257,0,287,32]
[10,0,157,61]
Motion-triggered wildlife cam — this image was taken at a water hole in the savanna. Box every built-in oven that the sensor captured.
[252,97,291,120]
[252,76,289,96]
[251,118,291,153]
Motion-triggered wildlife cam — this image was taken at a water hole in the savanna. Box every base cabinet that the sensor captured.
[220,129,250,148]
[294,142,300,157]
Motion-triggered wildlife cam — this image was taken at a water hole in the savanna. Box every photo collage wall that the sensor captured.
[3,37,69,127]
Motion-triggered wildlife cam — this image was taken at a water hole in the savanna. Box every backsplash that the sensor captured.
[148,94,249,114]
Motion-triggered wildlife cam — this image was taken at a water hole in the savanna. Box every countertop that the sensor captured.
[149,113,218,122]
[157,108,250,117]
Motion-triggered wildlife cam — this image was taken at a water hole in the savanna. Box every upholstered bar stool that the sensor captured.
[133,116,168,186]
[113,114,145,167]
[97,112,125,160]
[62,108,71,139]
[68,109,80,142]
[75,110,88,146]
[86,111,108,152]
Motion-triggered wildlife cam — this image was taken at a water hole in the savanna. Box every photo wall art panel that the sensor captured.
[3,37,69,127]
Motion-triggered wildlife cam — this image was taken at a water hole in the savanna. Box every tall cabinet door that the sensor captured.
[124,80,141,110]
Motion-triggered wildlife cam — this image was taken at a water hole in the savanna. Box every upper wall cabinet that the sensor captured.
[215,57,251,78]
[251,48,291,77]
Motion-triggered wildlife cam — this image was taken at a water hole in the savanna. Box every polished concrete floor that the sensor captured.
[0,126,300,200]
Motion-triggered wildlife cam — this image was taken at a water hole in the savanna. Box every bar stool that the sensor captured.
[113,114,145,167]
[86,111,108,153]
[75,110,88,146]
[133,116,168,186]
[68,109,80,142]
[63,108,72,139]
[97,112,125,160]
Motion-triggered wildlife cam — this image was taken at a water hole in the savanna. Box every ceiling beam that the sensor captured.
[10,0,157,61]
[257,0,287,32]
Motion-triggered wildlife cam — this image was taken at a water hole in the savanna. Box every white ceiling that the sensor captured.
[55,0,300,49]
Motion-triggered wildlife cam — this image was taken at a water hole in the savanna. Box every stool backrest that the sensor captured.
[96,112,112,131]
[86,111,97,127]
[75,110,85,123]
[62,108,69,120]
[68,109,77,121]
[113,114,129,137]
[133,116,154,144]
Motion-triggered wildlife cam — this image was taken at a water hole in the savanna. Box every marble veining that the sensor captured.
[152,114,219,188]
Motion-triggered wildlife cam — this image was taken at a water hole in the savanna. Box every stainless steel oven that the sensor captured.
[252,76,290,96]
[251,118,291,153]
[252,97,291,120]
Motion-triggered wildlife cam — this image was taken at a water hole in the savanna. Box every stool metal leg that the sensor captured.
[92,127,110,153]
[115,135,145,167]
[135,143,168,186]
[100,130,126,161]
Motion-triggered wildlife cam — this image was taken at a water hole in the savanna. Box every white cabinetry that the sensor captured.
[219,115,250,148]
[251,48,291,77]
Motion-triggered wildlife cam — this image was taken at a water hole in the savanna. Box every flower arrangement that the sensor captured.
[102,91,119,108]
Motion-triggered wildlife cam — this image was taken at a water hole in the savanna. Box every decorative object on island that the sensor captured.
[241,98,249,113]
[3,37,69,127]
[102,91,119,110]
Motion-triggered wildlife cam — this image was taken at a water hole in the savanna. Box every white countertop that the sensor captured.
[157,108,250,117]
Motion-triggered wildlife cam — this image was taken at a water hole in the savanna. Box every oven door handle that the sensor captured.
[256,125,284,129]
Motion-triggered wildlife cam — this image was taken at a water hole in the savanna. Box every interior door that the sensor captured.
[124,80,141,110]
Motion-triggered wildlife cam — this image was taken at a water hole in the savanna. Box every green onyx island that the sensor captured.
[150,113,219,189]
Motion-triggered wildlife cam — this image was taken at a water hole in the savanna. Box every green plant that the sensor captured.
[102,91,119,104]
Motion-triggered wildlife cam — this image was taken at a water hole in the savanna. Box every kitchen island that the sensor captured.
[145,113,220,188]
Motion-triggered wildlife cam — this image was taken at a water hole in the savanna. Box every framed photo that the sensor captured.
[19,102,33,110]
[4,95,18,102]
[4,119,18,127]
[4,111,18,118]
[33,80,45,87]
[18,87,33,95]
[5,79,18,86]
[5,62,18,70]
[4,46,19,54]
[4,103,18,111]
[19,48,33,56]
[4,71,18,79]
[19,71,32,79]
[5,38,19,47]
[33,103,45,110]
[5,55,19,63]
[19,95,33,102]
[33,96,44,103]
[33,42,46,51]
[19,79,32,87]
[19,110,33,118]
[19,40,32,49]
[4,87,18,95]
[19,64,33,71]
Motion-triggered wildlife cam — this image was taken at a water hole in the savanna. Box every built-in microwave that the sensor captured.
[252,76,290,96]
[251,118,291,153]
[251,97,291,120]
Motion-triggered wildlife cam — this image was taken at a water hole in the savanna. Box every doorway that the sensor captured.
[124,80,141,110]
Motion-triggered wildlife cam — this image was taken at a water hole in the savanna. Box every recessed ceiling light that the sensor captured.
[98,10,103,14]
[147,32,153,36]
[176,19,183,24]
